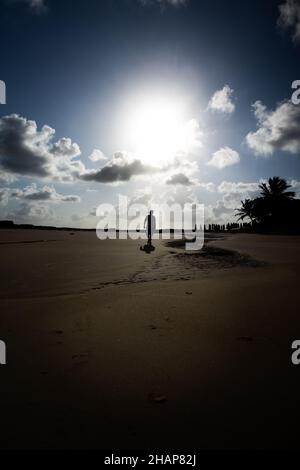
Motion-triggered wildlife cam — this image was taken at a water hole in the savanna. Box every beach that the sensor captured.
[0,229,300,449]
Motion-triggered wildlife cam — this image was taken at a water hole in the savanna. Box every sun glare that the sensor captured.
[127,96,190,165]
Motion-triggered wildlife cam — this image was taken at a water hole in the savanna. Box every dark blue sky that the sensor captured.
[0,0,300,226]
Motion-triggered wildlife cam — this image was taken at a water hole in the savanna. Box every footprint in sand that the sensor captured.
[148,392,167,404]
[72,353,89,368]
[72,353,89,359]
[237,336,254,342]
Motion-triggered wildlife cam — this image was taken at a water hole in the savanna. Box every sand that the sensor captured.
[0,229,300,449]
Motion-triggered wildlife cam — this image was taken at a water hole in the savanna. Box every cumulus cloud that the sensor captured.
[10,183,80,203]
[26,202,53,219]
[166,173,193,186]
[207,147,240,169]
[7,202,54,224]
[1,183,80,225]
[211,181,261,219]
[88,149,107,162]
[80,152,161,183]
[278,0,300,42]
[163,185,197,207]
[130,188,153,207]
[246,100,300,156]
[198,182,215,192]
[208,85,235,114]
[209,200,235,220]
[1,183,81,205]
[0,171,18,184]
[0,114,85,181]
[218,181,259,194]
[220,192,252,212]
[290,179,300,197]
[0,188,9,206]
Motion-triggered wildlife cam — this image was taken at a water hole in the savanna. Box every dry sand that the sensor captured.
[0,229,300,449]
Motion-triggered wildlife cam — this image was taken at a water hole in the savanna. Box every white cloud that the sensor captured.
[218,181,259,194]
[217,181,260,213]
[9,183,81,203]
[1,183,80,226]
[129,188,153,207]
[207,147,240,169]
[246,100,300,156]
[0,188,9,206]
[0,171,18,184]
[7,202,54,224]
[0,183,81,206]
[198,182,215,192]
[208,201,235,222]
[0,114,84,182]
[181,118,204,154]
[290,179,300,197]
[278,0,300,42]
[163,185,197,207]
[166,173,194,186]
[201,180,261,223]
[208,85,235,114]
[26,202,53,219]
[88,149,107,162]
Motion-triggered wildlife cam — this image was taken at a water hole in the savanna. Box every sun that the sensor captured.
[127,96,187,165]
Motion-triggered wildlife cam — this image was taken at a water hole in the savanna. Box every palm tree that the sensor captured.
[258,177,296,228]
[236,177,299,230]
[259,177,295,200]
[236,199,254,223]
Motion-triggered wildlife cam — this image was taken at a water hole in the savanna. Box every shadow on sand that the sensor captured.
[140,241,156,254]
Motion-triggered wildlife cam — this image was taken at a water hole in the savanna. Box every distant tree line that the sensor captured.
[203,222,252,233]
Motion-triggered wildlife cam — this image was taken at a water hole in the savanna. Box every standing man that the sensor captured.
[144,210,156,244]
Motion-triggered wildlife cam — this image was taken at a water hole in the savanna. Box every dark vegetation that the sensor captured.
[236,177,300,232]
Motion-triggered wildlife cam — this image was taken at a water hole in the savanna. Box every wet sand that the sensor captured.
[0,230,300,449]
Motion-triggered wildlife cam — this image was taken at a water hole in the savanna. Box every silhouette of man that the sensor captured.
[144,210,156,243]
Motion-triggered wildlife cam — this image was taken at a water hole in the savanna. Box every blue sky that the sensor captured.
[0,0,300,227]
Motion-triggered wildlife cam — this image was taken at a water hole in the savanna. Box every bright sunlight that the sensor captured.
[127,95,200,165]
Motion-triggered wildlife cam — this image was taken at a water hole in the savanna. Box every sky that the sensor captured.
[0,0,300,228]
